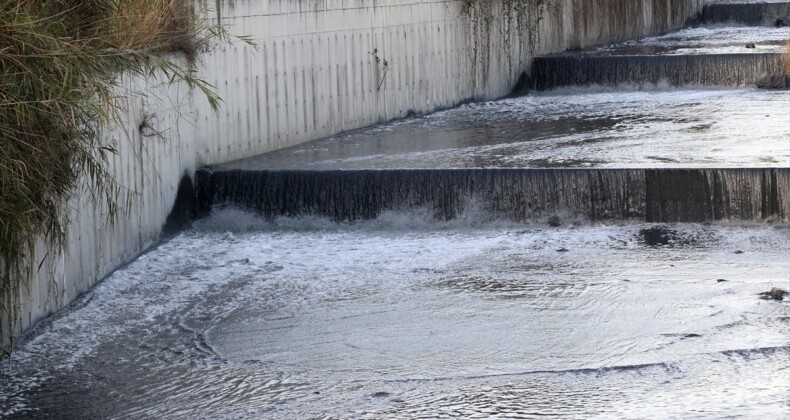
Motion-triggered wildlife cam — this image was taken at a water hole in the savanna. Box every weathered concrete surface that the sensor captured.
[1,0,706,347]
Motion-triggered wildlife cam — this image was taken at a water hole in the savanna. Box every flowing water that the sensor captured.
[531,54,784,89]
[199,168,790,223]
[590,26,790,56]
[218,89,790,170]
[700,1,790,26]
[2,5,790,419]
[530,19,789,89]
[1,210,789,418]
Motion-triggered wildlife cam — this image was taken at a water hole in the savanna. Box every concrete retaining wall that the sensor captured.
[1,0,705,347]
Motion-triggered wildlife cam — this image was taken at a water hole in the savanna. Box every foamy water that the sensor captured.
[222,88,790,170]
[591,26,790,55]
[2,19,790,418]
[1,210,788,418]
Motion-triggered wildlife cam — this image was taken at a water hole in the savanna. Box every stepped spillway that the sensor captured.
[197,168,790,223]
[529,25,789,89]
[531,53,783,89]
[200,86,790,224]
[3,2,790,419]
[699,1,790,26]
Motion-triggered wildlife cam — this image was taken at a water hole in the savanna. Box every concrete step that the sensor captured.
[698,2,790,26]
[196,168,790,224]
[528,25,789,89]
[530,53,784,89]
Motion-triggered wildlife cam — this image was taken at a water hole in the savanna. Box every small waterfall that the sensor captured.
[698,2,790,26]
[196,168,789,223]
[645,169,790,222]
[530,54,785,89]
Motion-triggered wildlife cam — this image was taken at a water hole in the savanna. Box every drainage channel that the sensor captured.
[1,2,789,418]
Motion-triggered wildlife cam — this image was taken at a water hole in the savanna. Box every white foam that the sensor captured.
[2,211,788,417]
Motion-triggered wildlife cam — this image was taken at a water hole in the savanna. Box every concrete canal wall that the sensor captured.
[1,0,706,347]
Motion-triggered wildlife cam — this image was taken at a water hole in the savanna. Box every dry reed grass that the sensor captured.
[111,0,197,60]
[0,0,229,352]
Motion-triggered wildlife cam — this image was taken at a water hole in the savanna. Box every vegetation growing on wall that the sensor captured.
[460,0,557,91]
[0,0,228,354]
[461,0,555,41]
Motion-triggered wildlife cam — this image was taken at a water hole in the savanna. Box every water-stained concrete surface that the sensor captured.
[700,0,790,26]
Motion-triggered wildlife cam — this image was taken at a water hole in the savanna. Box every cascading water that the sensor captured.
[2,1,789,418]
[698,1,790,26]
[197,168,789,223]
[530,53,784,89]
[528,23,790,89]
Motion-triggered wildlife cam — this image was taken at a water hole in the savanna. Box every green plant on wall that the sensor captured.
[369,49,390,91]
[0,0,240,355]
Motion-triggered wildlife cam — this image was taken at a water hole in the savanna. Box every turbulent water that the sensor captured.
[1,210,788,418]
[590,26,790,56]
[700,1,790,26]
[200,168,790,223]
[3,9,790,419]
[530,23,789,89]
[220,89,790,170]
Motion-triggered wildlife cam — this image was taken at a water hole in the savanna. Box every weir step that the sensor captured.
[698,2,790,26]
[196,168,790,224]
[530,53,784,89]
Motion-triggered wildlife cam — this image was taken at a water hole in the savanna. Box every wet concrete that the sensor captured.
[3,3,790,418]
[202,87,790,224]
[197,168,790,223]
[531,53,784,89]
[529,22,789,89]
[700,1,790,26]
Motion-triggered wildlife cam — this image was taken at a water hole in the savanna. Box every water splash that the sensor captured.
[197,168,790,224]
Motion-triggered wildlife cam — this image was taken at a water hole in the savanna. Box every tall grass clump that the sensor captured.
[0,0,230,353]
